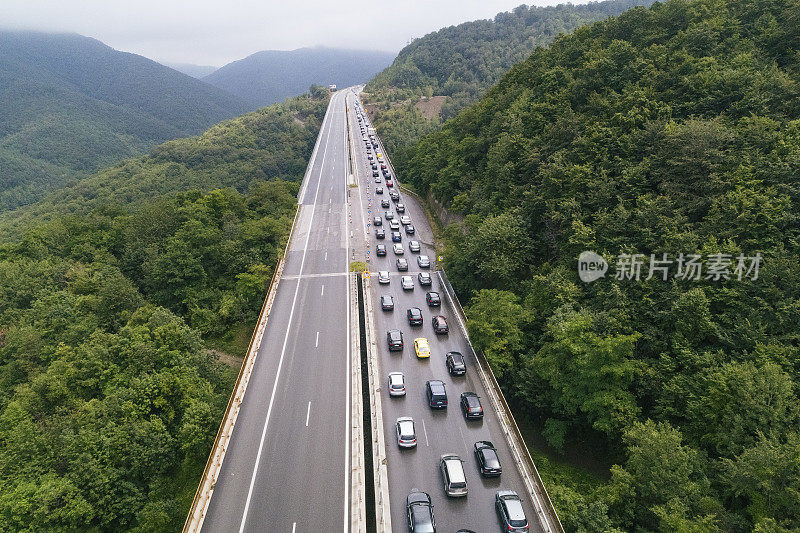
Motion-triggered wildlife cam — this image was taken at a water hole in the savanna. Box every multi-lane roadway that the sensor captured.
[202,90,353,533]
[348,94,548,532]
[199,88,552,533]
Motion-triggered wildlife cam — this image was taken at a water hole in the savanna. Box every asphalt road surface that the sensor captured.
[203,90,353,533]
[350,96,547,533]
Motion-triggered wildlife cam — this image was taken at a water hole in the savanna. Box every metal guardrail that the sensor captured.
[437,270,564,533]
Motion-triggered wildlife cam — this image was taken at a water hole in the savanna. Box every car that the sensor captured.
[380,163,387,169]
[446,351,466,376]
[373,171,379,177]
[400,215,412,225]
[417,255,430,268]
[406,490,435,533]
[414,337,431,358]
[390,220,401,230]
[393,243,404,255]
[381,199,390,208]
[384,210,393,220]
[409,240,421,253]
[396,203,406,213]
[376,244,387,256]
[375,176,382,183]
[401,275,414,290]
[440,454,468,497]
[376,228,385,239]
[407,307,423,326]
[392,231,402,242]
[386,179,394,188]
[495,490,529,532]
[432,315,448,334]
[474,441,502,477]
[373,216,382,227]
[381,295,394,311]
[387,329,404,351]
[405,224,416,235]
[371,163,378,170]
[376,187,384,195]
[378,271,390,284]
[368,154,374,160]
[426,292,441,307]
[373,142,378,148]
[390,190,400,201]
[384,172,392,180]
[426,380,447,408]
[397,258,409,271]
[460,392,483,419]
[388,372,406,397]
[396,417,417,448]
[418,272,432,286]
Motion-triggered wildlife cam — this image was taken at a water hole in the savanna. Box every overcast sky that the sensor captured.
[0,0,577,66]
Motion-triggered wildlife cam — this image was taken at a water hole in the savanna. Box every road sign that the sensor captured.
[438,255,444,262]
[363,271,370,279]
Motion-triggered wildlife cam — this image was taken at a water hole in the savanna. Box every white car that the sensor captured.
[378,271,390,284]
[396,417,417,448]
[401,275,414,290]
[400,215,412,225]
[388,372,406,397]
[393,243,404,255]
[390,220,401,230]
[409,240,421,253]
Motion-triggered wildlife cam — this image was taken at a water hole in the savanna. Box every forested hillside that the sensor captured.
[400,0,800,530]
[0,31,249,211]
[0,90,328,530]
[204,46,394,108]
[361,0,655,156]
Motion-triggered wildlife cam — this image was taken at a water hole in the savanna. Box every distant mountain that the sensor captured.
[0,30,249,210]
[164,62,219,78]
[204,46,395,107]
[362,0,656,154]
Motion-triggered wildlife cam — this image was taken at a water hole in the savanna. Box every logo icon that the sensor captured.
[578,251,608,282]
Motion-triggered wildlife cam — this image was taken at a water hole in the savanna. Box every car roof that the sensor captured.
[441,456,466,482]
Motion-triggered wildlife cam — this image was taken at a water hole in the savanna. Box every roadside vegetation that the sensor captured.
[0,90,328,530]
[399,0,800,529]
[361,0,655,157]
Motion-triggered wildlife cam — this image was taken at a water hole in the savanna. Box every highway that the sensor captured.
[202,90,353,533]
[349,95,548,532]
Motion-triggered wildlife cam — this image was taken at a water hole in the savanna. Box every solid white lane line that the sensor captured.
[325,251,328,261]
[237,91,337,533]
[306,401,312,427]
[292,522,296,533]
[321,284,325,296]
[422,419,430,447]
[315,331,319,348]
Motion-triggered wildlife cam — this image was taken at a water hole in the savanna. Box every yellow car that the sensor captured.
[414,337,431,359]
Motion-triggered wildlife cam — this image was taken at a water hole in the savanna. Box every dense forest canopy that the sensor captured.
[362,0,655,155]
[399,0,800,530]
[0,30,250,211]
[0,90,328,530]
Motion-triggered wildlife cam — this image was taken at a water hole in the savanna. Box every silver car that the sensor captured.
[401,275,414,290]
[396,417,417,448]
[400,215,412,225]
[378,271,390,284]
[389,220,400,230]
[393,243,404,255]
[385,210,394,220]
[388,372,406,397]
[409,240,421,253]
[417,255,430,268]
